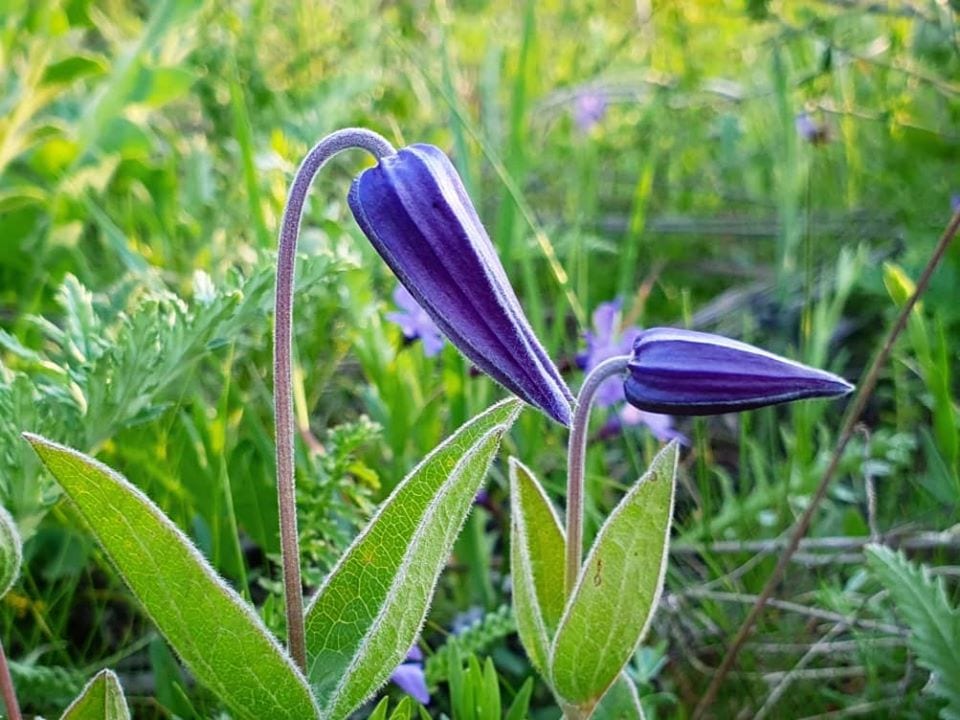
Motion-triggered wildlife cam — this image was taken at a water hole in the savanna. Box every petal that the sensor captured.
[390,663,430,705]
[624,327,854,415]
[349,145,572,425]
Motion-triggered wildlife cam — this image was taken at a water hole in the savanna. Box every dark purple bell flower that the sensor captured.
[349,144,574,425]
[624,328,853,415]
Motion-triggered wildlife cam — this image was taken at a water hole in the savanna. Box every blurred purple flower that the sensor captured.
[951,193,960,214]
[573,91,608,133]
[386,285,446,357]
[795,112,828,145]
[390,646,430,705]
[581,300,683,442]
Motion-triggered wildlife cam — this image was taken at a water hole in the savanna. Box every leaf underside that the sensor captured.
[26,433,319,720]
[550,442,678,708]
[509,456,565,675]
[304,398,523,719]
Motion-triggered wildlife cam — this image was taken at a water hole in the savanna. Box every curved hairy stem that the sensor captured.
[275,128,396,669]
[565,355,630,597]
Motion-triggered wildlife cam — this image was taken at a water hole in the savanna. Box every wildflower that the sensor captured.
[572,90,608,133]
[795,112,829,145]
[581,301,682,442]
[624,328,854,415]
[386,285,445,357]
[390,646,429,705]
[349,144,574,425]
[951,193,960,214]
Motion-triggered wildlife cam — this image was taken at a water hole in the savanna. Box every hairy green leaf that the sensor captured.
[0,504,22,597]
[867,544,960,718]
[304,398,523,719]
[593,674,646,720]
[509,457,565,675]
[25,434,319,720]
[550,442,678,711]
[60,669,129,720]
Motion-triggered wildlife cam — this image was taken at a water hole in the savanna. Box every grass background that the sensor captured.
[1,0,959,717]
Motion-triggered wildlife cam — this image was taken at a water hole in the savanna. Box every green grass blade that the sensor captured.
[60,669,129,720]
[304,399,523,719]
[24,434,319,720]
[509,457,565,675]
[549,442,678,711]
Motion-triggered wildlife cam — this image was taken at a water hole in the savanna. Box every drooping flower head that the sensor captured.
[390,645,429,705]
[349,144,574,425]
[624,327,853,415]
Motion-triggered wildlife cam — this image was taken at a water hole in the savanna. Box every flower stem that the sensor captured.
[565,355,631,597]
[0,637,22,720]
[275,128,396,670]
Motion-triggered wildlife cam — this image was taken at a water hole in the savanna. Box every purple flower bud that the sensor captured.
[624,328,853,415]
[348,144,574,425]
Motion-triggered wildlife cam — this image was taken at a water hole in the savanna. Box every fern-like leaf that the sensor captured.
[866,544,960,718]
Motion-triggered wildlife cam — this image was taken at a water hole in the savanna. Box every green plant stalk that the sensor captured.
[275,127,396,670]
[692,207,960,718]
[0,637,22,720]
[565,355,631,597]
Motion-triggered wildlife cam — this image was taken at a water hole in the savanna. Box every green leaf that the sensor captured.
[593,674,646,720]
[0,504,22,598]
[508,457,565,675]
[368,697,390,720]
[304,399,523,719]
[60,669,129,720]
[550,442,678,712]
[504,677,534,720]
[24,434,319,720]
[866,545,960,718]
[388,696,413,720]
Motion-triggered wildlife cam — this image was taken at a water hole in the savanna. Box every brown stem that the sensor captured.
[692,208,960,718]
[0,637,22,720]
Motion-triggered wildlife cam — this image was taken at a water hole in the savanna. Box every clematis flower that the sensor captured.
[390,646,429,705]
[349,144,574,425]
[386,285,446,357]
[795,112,829,145]
[624,327,854,415]
[580,301,683,443]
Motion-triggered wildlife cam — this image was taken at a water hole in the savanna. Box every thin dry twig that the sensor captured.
[691,207,960,719]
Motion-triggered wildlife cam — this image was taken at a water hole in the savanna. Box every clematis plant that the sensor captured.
[16,125,852,720]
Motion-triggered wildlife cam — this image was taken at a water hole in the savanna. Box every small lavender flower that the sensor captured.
[795,112,829,145]
[581,301,681,442]
[390,646,429,705]
[386,285,445,357]
[349,144,574,425]
[951,193,960,214]
[572,90,608,133]
[624,328,854,415]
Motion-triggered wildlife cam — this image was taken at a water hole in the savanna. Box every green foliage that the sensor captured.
[866,545,960,718]
[26,434,320,720]
[0,504,21,597]
[424,605,515,685]
[444,646,533,720]
[60,669,129,720]
[550,443,677,714]
[509,457,565,676]
[303,398,522,719]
